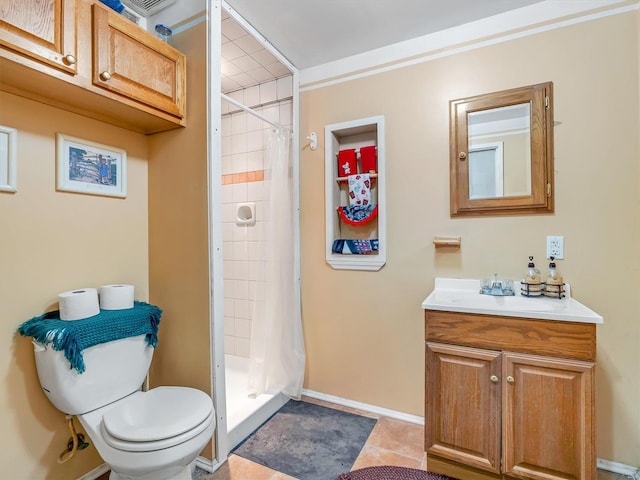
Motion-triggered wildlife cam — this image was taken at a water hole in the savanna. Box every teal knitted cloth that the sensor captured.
[18,301,162,373]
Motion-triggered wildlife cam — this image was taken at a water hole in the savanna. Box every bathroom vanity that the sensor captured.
[422,278,603,480]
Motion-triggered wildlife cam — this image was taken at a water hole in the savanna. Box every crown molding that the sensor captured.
[300,0,639,91]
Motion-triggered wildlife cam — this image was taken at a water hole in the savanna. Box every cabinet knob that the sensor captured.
[507,376,515,383]
[63,54,77,65]
[490,375,499,383]
[458,152,467,161]
[99,71,112,81]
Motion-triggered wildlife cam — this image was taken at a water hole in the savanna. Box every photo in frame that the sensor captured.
[56,133,127,198]
[0,124,17,193]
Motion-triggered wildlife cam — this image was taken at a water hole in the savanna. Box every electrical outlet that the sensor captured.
[546,236,564,259]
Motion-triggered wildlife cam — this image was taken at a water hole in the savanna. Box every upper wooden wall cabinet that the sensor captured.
[0,0,186,134]
[0,0,79,74]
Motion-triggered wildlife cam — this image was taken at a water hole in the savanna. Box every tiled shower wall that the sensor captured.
[221,76,293,357]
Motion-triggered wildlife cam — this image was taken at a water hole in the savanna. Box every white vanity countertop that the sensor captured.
[422,278,603,324]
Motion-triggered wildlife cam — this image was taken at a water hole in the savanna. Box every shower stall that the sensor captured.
[145,0,302,470]
[211,3,304,459]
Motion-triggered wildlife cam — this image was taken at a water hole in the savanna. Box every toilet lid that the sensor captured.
[102,386,213,442]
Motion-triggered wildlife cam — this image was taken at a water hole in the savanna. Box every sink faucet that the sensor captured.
[480,273,515,296]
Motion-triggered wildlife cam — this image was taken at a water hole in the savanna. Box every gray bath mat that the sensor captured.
[233,400,377,480]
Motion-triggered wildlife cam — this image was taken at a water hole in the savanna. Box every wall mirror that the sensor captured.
[449,82,554,216]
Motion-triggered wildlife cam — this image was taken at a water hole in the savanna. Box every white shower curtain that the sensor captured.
[247,127,305,400]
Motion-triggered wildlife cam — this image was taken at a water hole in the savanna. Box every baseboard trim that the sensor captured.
[76,463,110,480]
[301,388,424,425]
[597,458,640,479]
[302,389,640,478]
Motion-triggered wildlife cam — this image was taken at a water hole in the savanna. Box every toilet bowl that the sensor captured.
[32,334,216,480]
[78,387,215,480]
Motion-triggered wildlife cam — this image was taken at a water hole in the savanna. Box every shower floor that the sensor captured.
[225,354,288,450]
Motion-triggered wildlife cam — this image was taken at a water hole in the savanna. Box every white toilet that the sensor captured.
[32,334,215,480]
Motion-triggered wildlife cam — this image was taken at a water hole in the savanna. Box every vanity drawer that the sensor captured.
[425,310,596,361]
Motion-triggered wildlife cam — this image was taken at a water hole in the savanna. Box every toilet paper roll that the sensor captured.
[58,288,100,321]
[99,284,135,310]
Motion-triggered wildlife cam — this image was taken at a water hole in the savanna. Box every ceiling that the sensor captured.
[154,0,631,94]
[218,0,547,94]
[221,11,291,93]
[223,0,546,70]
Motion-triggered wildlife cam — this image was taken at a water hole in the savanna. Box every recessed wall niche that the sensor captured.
[324,116,386,271]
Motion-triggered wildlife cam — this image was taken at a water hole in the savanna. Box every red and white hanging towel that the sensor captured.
[348,173,371,206]
[359,145,377,173]
[337,149,357,177]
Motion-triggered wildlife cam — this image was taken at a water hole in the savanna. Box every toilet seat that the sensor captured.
[101,386,214,452]
[101,410,214,452]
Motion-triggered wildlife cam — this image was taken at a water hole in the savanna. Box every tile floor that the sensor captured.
[195,396,630,480]
[98,395,630,480]
[195,396,424,480]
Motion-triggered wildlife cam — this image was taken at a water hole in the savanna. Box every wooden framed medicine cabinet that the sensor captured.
[449,82,554,217]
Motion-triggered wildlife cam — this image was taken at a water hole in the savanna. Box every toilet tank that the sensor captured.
[34,335,154,415]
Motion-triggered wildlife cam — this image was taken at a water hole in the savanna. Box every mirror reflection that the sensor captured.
[468,103,531,199]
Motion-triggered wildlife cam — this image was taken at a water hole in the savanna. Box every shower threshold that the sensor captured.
[225,354,289,450]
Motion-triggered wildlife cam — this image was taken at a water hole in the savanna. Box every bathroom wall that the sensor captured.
[221,77,293,357]
[299,10,640,466]
[147,19,215,460]
[0,93,150,478]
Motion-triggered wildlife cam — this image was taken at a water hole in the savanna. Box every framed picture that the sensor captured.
[0,124,17,193]
[56,133,127,198]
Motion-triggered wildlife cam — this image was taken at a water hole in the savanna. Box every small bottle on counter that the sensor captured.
[522,256,542,296]
[543,256,565,298]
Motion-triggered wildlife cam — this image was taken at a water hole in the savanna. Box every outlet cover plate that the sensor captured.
[546,235,564,259]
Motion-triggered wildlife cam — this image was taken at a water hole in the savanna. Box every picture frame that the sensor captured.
[56,133,127,198]
[0,124,17,193]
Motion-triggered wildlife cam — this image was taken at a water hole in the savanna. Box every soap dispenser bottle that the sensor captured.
[544,256,565,298]
[522,256,542,296]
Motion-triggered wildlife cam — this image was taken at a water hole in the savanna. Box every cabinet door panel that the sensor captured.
[426,342,501,473]
[0,0,77,73]
[503,352,595,480]
[92,3,185,118]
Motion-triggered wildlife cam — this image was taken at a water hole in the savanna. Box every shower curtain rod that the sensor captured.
[221,93,289,131]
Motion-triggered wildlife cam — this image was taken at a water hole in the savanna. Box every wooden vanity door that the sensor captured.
[426,342,502,474]
[502,352,595,480]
